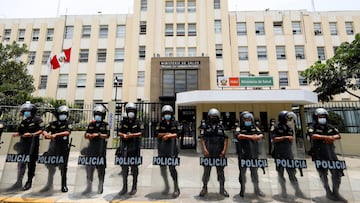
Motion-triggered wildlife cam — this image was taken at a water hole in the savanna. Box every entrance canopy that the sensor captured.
[176,89,318,105]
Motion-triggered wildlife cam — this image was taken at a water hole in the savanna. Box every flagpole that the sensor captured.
[311,0,316,12]
[62,8,68,50]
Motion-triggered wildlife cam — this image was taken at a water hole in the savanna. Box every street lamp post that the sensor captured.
[113,76,119,148]
[114,76,119,102]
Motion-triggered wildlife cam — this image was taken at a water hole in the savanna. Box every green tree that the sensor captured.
[301,33,360,102]
[0,42,34,105]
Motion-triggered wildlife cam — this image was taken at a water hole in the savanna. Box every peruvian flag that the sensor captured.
[50,48,71,70]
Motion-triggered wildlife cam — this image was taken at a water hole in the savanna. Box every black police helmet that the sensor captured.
[20,101,37,115]
[278,110,289,124]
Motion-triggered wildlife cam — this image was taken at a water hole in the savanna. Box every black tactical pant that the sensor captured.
[202,166,225,184]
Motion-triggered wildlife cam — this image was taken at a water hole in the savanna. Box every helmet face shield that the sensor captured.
[286,112,297,121]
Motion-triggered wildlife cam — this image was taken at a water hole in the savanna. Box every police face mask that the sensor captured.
[164,114,171,121]
[318,118,327,125]
[94,115,102,122]
[287,121,293,126]
[244,121,252,127]
[128,112,135,119]
[24,111,31,118]
[59,114,67,121]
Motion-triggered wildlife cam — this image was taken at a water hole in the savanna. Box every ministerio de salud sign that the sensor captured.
[218,76,274,88]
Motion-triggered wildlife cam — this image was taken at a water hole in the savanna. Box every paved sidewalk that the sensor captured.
[0,149,360,203]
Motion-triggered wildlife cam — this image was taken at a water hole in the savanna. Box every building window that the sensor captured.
[58,74,68,88]
[273,21,283,35]
[18,29,25,41]
[237,22,247,35]
[28,51,36,65]
[114,73,123,87]
[46,28,54,41]
[165,24,173,36]
[140,0,147,11]
[95,74,105,87]
[345,22,354,35]
[238,46,248,60]
[240,71,250,77]
[176,0,185,13]
[259,71,269,76]
[188,23,196,36]
[214,0,220,9]
[42,51,50,64]
[216,44,223,58]
[32,29,40,41]
[176,23,185,36]
[298,71,308,86]
[292,21,302,34]
[188,47,196,57]
[317,47,326,60]
[74,100,84,109]
[99,25,108,38]
[97,49,107,62]
[314,23,322,35]
[165,47,173,57]
[279,71,288,87]
[38,75,47,89]
[176,47,185,57]
[276,46,286,59]
[255,22,265,35]
[162,69,198,96]
[214,20,222,33]
[188,0,196,12]
[77,74,86,88]
[137,71,145,87]
[116,25,126,38]
[295,45,305,59]
[79,49,89,63]
[217,70,224,78]
[82,25,91,38]
[3,29,11,41]
[139,46,146,59]
[257,46,267,60]
[139,21,147,35]
[114,48,124,62]
[329,22,337,35]
[64,26,73,39]
[165,1,174,13]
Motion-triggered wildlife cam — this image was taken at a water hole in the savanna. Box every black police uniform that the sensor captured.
[199,121,228,193]
[235,125,263,196]
[42,120,72,191]
[14,116,43,189]
[156,119,180,194]
[308,123,345,201]
[117,117,143,194]
[83,120,109,194]
[272,123,302,197]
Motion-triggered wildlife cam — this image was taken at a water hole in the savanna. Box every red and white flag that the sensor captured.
[50,48,71,70]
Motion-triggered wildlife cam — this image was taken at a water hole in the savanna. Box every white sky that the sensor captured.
[0,0,360,18]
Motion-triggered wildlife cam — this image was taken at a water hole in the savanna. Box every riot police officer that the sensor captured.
[117,102,143,195]
[235,112,265,197]
[268,118,276,155]
[199,108,229,198]
[10,101,43,191]
[41,105,72,192]
[156,105,180,198]
[82,105,110,194]
[0,108,6,142]
[271,111,304,198]
[308,108,347,202]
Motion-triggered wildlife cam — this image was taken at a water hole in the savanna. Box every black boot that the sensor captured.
[129,167,138,195]
[98,179,104,194]
[333,183,348,203]
[82,180,92,195]
[239,184,245,197]
[254,183,265,197]
[161,167,170,194]
[292,182,305,198]
[119,178,128,195]
[220,182,229,197]
[61,176,68,193]
[23,179,32,191]
[199,184,208,197]
[7,181,22,191]
[173,180,180,198]
[40,172,54,193]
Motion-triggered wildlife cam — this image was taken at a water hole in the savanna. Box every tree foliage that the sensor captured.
[0,42,35,105]
[301,33,360,102]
